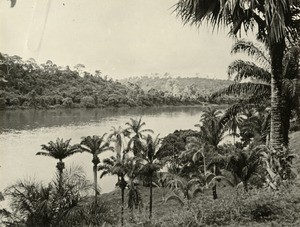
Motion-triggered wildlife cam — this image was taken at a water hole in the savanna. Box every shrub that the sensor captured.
[62,97,73,108]
[80,96,95,108]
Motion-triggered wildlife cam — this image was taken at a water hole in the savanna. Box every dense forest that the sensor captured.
[0,54,223,110]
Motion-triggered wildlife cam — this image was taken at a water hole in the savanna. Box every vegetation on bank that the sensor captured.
[1,111,299,226]
[0,53,231,110]
[120,75,235,104]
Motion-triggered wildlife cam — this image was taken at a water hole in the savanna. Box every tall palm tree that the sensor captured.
[126,117,154,156]
[36,138,80,193]
[175,0,300,151]
[79,134,112,203]
[139,135,162,219]
[194,109,227,199]
[212,40,299,146]
[99,130,131,226]
[126,157,143,217]
[99,156,127,226]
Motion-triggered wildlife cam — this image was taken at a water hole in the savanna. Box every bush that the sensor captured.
[62,97,73,108]
[80,96,95,108]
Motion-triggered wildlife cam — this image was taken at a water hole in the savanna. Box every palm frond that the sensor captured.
[208,176,235,188]
[212,83,270,98]
[36,152,53,157]
[165,195,184,206]
[228,60,271,83]
[231,40,270,68]
[192,187,204,197]
[219,94,270,126]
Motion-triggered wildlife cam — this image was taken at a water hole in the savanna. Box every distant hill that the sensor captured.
[120,76,233,101]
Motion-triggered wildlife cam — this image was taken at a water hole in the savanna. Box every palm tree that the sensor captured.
[194,108,227,199]
[239,110,271,146]
[79,135,112,203]
[197,108,225,148]
[108,126,130,159]
[226,149,261,192]
[225,114,244,144]
[165,176,202,207]
[36,138,80,193]
[212,40,299,146]
[99,156,127,226]
[139,135,162,219]
[126,117,154,156]
[175,0,300,151]
[126,157,143,217]
[4,165,93,227]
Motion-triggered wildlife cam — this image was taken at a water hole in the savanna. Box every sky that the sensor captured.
[0,0,248,80]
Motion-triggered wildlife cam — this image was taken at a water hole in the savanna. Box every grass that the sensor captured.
[101,183,300,226]
[100,131,300,226]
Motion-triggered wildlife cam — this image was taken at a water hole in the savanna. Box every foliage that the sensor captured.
[126,117,154,157]
[121,75,234,104]
[2,166,115,227]
[0,53,204,110]
[79,134,112,201]
[258,145,298,190]
[226,148,261,191]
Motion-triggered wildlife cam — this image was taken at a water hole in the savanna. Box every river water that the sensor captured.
[0,106,215,194]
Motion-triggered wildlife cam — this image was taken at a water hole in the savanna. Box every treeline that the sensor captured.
[0,53,202,110]
[120,75,238,104]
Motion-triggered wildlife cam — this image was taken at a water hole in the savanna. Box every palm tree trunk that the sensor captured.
[149,174,153,220]
[270,40,286,150]
[120,176,126,227]
[212,164,217,199]
[203,154,207,188]
[243,181,248,192]
[282,97,291,146]
[121,187,124,226]
[296,55,300,128]
[56,160,65,195]
[212,185,217,200]
[93,164,98,204]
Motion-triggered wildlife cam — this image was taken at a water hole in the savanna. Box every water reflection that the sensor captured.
[0,106,209,132]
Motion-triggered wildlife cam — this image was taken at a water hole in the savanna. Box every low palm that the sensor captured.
[36,138,80,193]
[226,149,261,192]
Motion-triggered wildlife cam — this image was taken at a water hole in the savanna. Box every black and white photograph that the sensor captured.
[0,0,300,226]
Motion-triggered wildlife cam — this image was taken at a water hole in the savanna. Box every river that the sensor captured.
[0,106,215,195]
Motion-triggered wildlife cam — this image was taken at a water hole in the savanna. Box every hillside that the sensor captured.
[120,76,234,102]
[0,54,202,109]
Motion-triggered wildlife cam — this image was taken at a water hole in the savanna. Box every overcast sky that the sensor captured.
[0,0,250,79]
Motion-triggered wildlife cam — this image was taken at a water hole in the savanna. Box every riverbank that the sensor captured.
[0,102,226,111]
[100,131,300,226]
